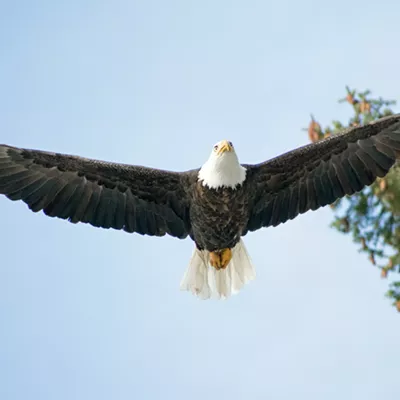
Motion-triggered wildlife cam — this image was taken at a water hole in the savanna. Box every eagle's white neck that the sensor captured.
[198,150,246,189]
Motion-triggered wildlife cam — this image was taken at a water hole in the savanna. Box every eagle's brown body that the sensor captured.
[189,181,251,252]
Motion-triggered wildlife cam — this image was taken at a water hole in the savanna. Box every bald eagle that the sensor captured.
[1,114,400,299]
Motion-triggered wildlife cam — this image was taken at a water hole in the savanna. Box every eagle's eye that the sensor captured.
[229,141,233,147]
[214,145,218,151]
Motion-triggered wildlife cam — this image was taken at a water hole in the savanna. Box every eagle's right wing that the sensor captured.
[0,145,196,239]
[243,113,400,233]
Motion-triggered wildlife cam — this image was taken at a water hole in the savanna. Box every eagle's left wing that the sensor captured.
[0,145,196,239]
[243,113,400,233]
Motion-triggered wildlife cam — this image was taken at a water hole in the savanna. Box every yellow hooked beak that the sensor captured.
[217,140,233,155]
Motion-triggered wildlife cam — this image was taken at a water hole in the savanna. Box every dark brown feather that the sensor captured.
[0,145,196,239]
[244,113,400,233]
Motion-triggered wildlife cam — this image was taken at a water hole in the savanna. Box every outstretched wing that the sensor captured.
[0,145,195,238]
[244,113,400,233]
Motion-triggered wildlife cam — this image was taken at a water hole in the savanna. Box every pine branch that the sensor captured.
[306,88,400,312]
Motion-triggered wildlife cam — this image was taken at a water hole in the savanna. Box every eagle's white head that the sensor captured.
[198,140,247,189]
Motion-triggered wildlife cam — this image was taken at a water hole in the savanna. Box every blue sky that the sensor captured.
[1,1,400,399]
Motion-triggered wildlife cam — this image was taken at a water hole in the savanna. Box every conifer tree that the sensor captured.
[306,88,400,311]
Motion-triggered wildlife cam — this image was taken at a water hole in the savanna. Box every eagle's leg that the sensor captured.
[209,248,232,270]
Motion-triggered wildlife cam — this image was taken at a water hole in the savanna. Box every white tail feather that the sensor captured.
[180,239,255,300]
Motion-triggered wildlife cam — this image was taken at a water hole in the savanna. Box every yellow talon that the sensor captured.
[209,248,232,270]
